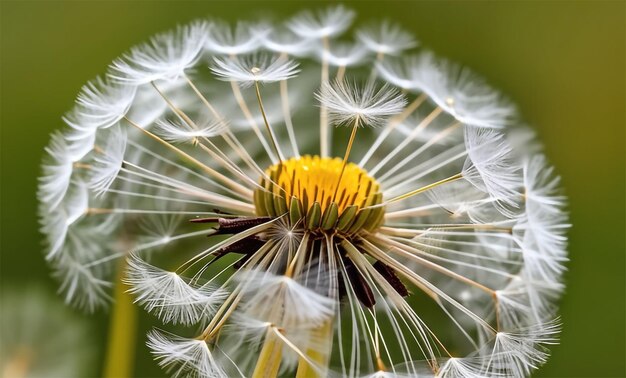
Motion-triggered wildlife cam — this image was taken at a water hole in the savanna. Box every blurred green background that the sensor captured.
[1,1,624,377]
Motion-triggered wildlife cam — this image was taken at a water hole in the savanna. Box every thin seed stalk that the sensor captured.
[254,81,283,161]
[332,121,359,202]
[295,320,334,378]
[383,172,463,206]
[252,330,283,378]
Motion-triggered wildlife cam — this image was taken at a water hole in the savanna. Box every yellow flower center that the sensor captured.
[254,155,385,234]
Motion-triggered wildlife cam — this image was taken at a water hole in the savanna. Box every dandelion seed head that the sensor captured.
[38,6,568,377]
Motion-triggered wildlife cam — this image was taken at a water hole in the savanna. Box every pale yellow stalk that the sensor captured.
[103,259,137,378]
[252,331,283,378]
[295,320,334,378]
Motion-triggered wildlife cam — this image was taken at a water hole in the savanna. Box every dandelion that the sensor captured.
[38,6,569,378]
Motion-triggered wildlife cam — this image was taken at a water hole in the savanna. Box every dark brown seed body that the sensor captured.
[190,217,271,234]
[373,260,409,297]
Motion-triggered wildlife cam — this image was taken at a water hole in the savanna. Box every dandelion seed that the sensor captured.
[487,321,561,378]
[39,181,89,258]
[153,116,227,144]
[357,21,418,56]
[38,132,75,208]
[211,54,300,87]
[204,20,269,55]
[261,27,316,57]
[89,126,127,196]
[436,357,489,378]
[239,269,335,329]
[317,79,407,127]
[147,329,228,378]
[319,42,370,68]
[288,5,355,39]
[377,52,517,128]
[39,6,569,378]
[109,22,208,84]
[125,255,228,325]
[62,77,136,161]
[462,126,521,212]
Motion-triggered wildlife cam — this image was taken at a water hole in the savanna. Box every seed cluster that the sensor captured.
[254,155,385,234]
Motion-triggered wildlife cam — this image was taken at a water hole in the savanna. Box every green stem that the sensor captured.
[103,260,137,378]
